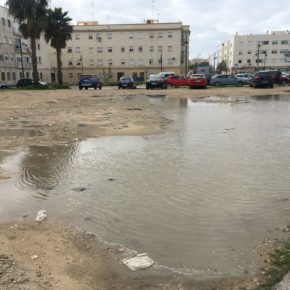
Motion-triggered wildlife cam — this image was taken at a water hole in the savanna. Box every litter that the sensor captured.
[123,253,155,271]
[35,210,47,222]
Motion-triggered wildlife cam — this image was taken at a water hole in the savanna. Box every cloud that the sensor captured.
[1,0,290,58]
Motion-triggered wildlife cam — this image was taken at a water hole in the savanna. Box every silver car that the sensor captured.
[235,73,253,85]
[210,74,244,86]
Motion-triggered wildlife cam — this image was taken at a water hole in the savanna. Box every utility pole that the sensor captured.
[256,42,261,71]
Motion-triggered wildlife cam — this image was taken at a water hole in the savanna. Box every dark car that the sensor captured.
[16,78,48,88]
[146,74,168,89]
[0,82,9,89]
[249,71,274,88]
[118,76,136,89]
[79,74,102,90]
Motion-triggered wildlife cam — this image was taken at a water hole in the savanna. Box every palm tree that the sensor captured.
[6,0,48,82]
[44,8,73,85]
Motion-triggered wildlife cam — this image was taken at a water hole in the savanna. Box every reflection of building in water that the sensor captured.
[179,98,188,107]
[148,95,167,105]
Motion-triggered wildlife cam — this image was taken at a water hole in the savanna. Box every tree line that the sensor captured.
[6,0,73,85]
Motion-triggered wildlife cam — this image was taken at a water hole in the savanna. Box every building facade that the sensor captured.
[58,20,190,84]
[216,31,290,74]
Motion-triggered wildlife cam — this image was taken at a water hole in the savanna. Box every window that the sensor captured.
[108,47,112,53]
[129,32,133,39]
[88,34,93,40]
[158,32,163,39]
[75,47,81,53]
[280,49,287,54]
[68,60,73,66]
[238,50,243,55]
[121,59,126,65]
[149,46,154,52]
[12,72,16,81]
[108,59,113,65]
[89,59,94,66]
[67,47,72,53]
[158,46,163,52]
[247,50,252,54]
[2,18,5,26]
[1,72,5,81]
[40,73,43,80]
[149,32,154,39]
[10,54,13,62]
[149,59,153,65]
[97,47,102,53]
[168,32,173,38]
[69,73,73,79]
[89,47,94,53]
[167,58,174,65]
[138,32,143,39]
[138,46,143,52]
[121,47,125,53]
[7,72,10,81]
[129,59,134,65]
[272,41,278,45]
[0,54,4,61]
[129,46,134,52]
[75,34,80,40]
[38,56,41,64]
[7,19,11,27]
[97,59,103,67]
[96,33,102,42]
[262,41,269,45]
[138,59,143,65]
[107,33,112,39]
[168,46,173,52]
[238,60,242,64]
[281,40,289,45]
[272,50,278,54]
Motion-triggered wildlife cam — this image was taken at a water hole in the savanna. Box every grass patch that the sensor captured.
[255,242,290,290]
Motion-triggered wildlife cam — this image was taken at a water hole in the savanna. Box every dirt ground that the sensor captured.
[1,86,289,289]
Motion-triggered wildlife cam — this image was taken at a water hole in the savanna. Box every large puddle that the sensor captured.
[1,95,290,278]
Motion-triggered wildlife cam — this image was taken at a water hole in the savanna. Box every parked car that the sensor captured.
[249,71,274,88]
[118,76,136,89]
[265,70,282,84]
[164,75,188,87]
[16,78,48,88]
[235,73,253,85]
[209,74,244,86]
[79,74,102,90]
[158,71,175,78]
[146,74,168,89]
[0,82,9,89]
[280,73,290,85]
[187,74,207,89]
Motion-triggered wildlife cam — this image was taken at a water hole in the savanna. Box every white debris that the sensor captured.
[35,210,47,222]
[31,255,39,260]
[123,253,155,271]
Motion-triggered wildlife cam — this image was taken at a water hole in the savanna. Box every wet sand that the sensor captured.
[1,86,289,289]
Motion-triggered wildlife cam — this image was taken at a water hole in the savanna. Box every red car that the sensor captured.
[164,75,189,87]
[187,74,207,89]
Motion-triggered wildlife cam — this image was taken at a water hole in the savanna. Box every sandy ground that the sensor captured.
[1,86,290,289]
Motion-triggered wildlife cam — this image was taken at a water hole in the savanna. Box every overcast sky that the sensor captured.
[2,0,290,59]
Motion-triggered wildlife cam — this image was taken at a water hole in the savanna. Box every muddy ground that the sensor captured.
[1,86,290,289]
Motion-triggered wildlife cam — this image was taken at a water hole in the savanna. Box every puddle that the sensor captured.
[1,95,290,278]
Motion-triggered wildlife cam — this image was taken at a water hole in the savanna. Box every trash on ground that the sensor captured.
[35,210,47,222]
[123,253,155,271]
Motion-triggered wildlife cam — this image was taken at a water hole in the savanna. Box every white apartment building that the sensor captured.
[216,31,290,73]
[0,5,51,84]
[59,20,190,84]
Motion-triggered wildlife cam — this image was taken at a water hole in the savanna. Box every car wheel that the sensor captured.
[237,81,244,86]
[269,84,274,88]
[94,86,97,90]
[146,85,149,90]
[282,80,287,85]
[214,82,221,87]
[85,87,88,90]
[99,85,102,90]
[79,86,82,90]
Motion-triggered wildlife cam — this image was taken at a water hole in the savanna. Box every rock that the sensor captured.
[72,187,86,192]
[123,253,155,271]
[31,255,39,260]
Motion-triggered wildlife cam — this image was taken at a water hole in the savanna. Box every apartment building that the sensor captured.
[59,20,190,84]
[216,31,290,73]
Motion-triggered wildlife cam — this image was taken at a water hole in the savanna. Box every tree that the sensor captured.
[6,0,48,82]
[216,60,229,74]
[44,8,73,85]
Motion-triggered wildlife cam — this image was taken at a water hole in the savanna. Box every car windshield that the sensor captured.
[149,75,163,80]
[190,74,205,78]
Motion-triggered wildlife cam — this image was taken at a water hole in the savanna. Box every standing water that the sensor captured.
[1,95,290,278]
